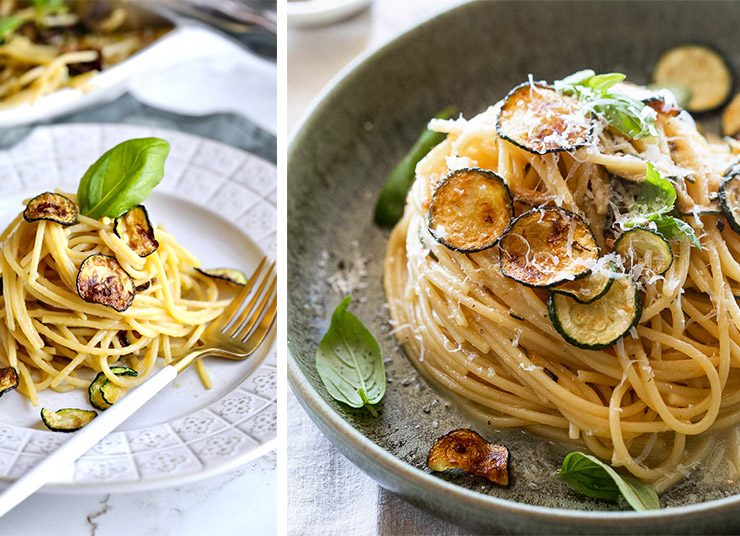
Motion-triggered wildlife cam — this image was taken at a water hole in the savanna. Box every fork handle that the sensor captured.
[0,366,178,517]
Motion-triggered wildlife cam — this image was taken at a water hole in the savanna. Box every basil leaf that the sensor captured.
[558,452,661,511]
[374,106,457,227]
[0,16,24,39]
[315,296,386,413]
[555,71,657,139]
[651,215,701,249]
[77,138,170,219]
[636,162,676,214]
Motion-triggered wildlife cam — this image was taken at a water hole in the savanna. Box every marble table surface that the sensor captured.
[0,26,277,536]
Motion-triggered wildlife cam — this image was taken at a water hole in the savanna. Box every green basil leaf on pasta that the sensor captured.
[0,16,23,39]
[374,106,457,227]
[650,215,701,249]
[315,295,386,413]
[636,162,677,215]
[77,138,170,219]
[558,452,661,511]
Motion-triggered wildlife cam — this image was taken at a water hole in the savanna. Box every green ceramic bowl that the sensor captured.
[288,1,740,532]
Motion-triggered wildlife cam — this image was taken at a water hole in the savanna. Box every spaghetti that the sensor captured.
[385,80,740,491]
[0,193,229,406]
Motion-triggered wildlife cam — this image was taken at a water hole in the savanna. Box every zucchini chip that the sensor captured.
[653,44,733,112]
[615,228,673,276]
[722,94,740,138]
[195,267,248,286]
[0,367,19,398]
[427,168,513,252]
[499,207,598,287]
[719,167,740,234]
[40,408,97,433]
[88,366,139,410]
[23,192,78,226]
[548,276,643,350]
[496,82,592,155]
[552,262,617,304]
[427,429,510,486]
[76,254,136,312]
[113,206,159,257]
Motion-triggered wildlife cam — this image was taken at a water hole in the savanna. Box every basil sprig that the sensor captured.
[374,106,457,227]
[555,70,658,139]
[77,138,170,219]
[558,452,660,511]
[624,163,700,248]
[315,296,386,415]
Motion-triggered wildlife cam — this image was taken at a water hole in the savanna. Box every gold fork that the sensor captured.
[0,256,277,518]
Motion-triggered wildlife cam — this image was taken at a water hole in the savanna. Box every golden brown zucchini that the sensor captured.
[41,408,97,433]
[113,205,159,257]
[552,261,617,304]
[722,94,740,138]
[427,168,513,252]
[652,44,733,113]
[496,82,592,154]
[0,367,19,398]
[23,192,78,226]
[195,268,248,286]
[499,207,598,287]
[76,254,136,312]
[427,429,510,486]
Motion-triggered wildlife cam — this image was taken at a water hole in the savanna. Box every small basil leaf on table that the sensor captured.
[77,138,170,219]
[558,452,660,511]
[374,106,457,227]
[316,295,386,414]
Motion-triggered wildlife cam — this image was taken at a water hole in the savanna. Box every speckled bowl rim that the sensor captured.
[287,0,740,525]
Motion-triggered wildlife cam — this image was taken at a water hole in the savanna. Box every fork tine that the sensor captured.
[241,295,276,354]
[234,274,276,341]
[225,262,275,337]
[217,256,268,329]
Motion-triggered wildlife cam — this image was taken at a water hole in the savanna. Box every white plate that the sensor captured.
[0,124,277,493]
[287,0,372,28]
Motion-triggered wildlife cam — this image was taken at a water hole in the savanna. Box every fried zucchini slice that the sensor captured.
[653,44,733,112]
[113,205,159,257]
[552,261,617,304]
[427,168,513,252]
[722,94,740,138]
[427,429,510,486]
[499,207,598,287]
[615,228,673,276]
[719,165,740,234]
[548,276,642,350]
[496,82,592,154]
[88,366,139,410]
[195,267,248,286]
[23,192,78,226]
[41,408,97,433]
[0,367,19,398]
[76,254,136,312]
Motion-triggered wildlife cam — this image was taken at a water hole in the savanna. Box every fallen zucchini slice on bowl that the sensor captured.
[552,261,617,304]
[196,267,248,286]
[719,166,740,233]
[89,366,139,410]
[0,367,19,398]
[496,82,592,154]
[652,44,733,113]
[428,168,513,252]
[615,228,673,276]
[41,408,97,433]
[23,192,78,226]
[76,254,136,312]
[499,207,598,287]
[548,276,643,350]
[114,205,159,257]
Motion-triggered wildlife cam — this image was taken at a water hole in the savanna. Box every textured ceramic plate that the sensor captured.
[288,1,740,533]
[0,124,277,493]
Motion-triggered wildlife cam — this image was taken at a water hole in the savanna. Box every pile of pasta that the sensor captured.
[385,81,740,490]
